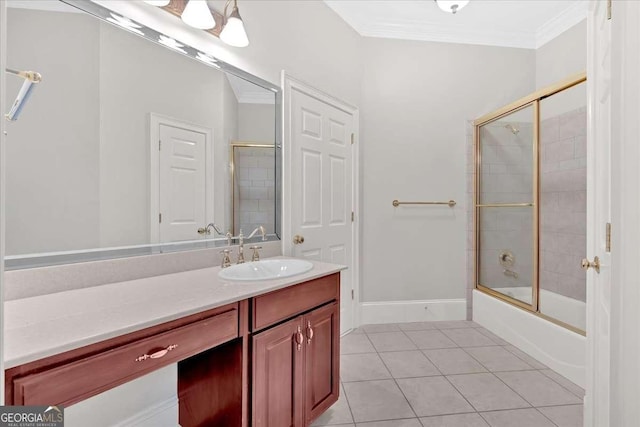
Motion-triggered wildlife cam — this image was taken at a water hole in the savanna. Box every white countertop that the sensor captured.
[4,257,346,368]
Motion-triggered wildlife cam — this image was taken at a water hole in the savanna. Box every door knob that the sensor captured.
[293,235,305,245]
[581,256,600,274]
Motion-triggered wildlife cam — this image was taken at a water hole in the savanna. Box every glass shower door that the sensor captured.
[538,81,587,332]
[476,103,537,308]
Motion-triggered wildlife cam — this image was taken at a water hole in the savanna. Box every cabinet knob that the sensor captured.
[293,235,305,245]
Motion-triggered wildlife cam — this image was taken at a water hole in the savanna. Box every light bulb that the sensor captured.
[144,0,170,6]
[435,0,470,14]
[182,0,216,30]
[106,13,144,36]
[220,6,249,47]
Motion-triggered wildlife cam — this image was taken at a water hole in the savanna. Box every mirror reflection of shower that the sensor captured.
[504,123,520,135]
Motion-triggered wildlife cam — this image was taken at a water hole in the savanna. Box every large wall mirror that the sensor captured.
[4,0,281,269]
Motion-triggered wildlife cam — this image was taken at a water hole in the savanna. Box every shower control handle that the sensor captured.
[581,256,600,274]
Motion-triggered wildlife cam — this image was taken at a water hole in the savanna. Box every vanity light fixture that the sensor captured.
[148,0,250,48]
[181,0,216,30]
[158,34,188,53]
[196,52,221,68]
[434,0,470,14]
[220,0,249,47]
[106,13,145,36]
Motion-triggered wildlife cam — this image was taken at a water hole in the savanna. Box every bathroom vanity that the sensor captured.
[4,259,344,426]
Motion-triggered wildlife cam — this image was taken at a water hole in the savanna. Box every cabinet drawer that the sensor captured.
[13,306,238,406]
[252,273,339,331]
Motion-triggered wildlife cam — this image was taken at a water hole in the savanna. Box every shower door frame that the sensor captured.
[473,72,587,336]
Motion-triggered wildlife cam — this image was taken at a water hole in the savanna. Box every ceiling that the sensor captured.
[324,0,587,49]
[226,74,276,105]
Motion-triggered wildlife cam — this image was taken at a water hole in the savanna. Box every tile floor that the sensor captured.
[313,320,584,427]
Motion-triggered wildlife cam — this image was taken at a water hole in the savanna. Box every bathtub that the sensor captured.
[473,289,586,388]
[492,286,586,331]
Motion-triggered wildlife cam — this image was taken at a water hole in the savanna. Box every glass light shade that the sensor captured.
[181,0,216,30]
[144,0,170,6]
[435,0,470,14]
[220,7,249,47]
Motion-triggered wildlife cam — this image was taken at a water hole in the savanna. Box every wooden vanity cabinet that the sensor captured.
[5,302,240,407]
[252,316,304,427]
[251,274,340,427]
[303,302,340,425]
[5,272,341,427]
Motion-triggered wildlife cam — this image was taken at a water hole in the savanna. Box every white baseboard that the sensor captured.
[360,299,466,325]
[116,397,179,427]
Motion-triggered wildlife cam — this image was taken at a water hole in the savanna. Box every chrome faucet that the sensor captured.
[237,229,246,264]
[247,225,267,241]
[236,226,266,264]
[250,246,263,262]
[198,222,224,236]
[220,249,232,268]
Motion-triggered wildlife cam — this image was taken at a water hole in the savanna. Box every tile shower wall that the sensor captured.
[539,107,587,302]
[478,122,535,292]
[234,147,275,235]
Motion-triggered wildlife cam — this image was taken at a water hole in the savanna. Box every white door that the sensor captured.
[158,123,207,242]
[283,74,358,335]
[585,1,612,425]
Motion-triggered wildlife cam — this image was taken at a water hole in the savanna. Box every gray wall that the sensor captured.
[6,8,100,255]
[360,37,536,302]
[536,20,587,89]
[238,103,275,143]
[222,76,239,235]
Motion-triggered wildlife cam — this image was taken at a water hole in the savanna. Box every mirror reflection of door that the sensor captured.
[150,114,213,244]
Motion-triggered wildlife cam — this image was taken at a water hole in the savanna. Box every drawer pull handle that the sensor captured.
[295,326,304,352]
[135,344,178,362]
[306,321,314,344]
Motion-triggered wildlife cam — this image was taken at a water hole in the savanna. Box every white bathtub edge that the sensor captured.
[473,289,586,388]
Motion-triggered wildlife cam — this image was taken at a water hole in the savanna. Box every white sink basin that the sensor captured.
[218,259,314,282]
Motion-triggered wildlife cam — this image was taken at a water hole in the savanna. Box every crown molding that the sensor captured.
[535,0,587,48]
[327,0,587,50]
[357,20,537,49]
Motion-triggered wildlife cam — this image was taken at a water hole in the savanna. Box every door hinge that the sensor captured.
[159,213,162,223]
[351,133,355,145]
[351,289,354,300]
[607,0,612,20]
[606,222,611,252]
[351,211,355,222]
[158,140,162,151]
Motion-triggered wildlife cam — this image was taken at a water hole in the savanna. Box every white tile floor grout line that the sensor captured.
[323,321,584,427]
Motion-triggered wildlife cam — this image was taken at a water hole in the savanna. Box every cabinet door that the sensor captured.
[252,316,304,427]
[303,302,340,424]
